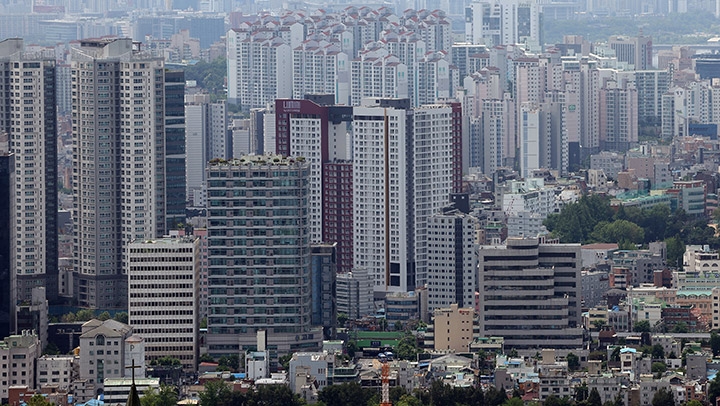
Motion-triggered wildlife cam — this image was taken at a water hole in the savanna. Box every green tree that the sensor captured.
[709,374,720,406]
[113,312,129,324]
[141,385,178,406]
[634,320,651,333]
[247,384,304,406]
[318,382,375,406]
[75,309,95,321]
[155,356,181,366]
[198,380,233,406]
[43,342,61,356]
[485,385,508,406]
[396,394,422,406]
[503,398,524,406]
[97,311,111,321]
[279,353,293,370]
[566,353,580,372]
[590,219,645,246]
[346,340,358,358]
[672,322,690,333]
[26,394,53,406]
[665,235,686,269]
[337,313,348,328]
[712,332,720,357]
[652,362,668,378]
[651,388,675,406]
[588,388,602,406]
[686,400,704,406]
[199,354,215,363]
[574,384,589,403]
[60,312,76,323]
[652,345,665,360]
[591,320,607,331]
[544,395,573,406]
[395,333,422,361]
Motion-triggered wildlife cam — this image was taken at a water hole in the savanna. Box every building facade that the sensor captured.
[71,38,166,309]
[477,238,583,349]
[205,155,322,361]
[0,38,58,305]
[127,234,200,372]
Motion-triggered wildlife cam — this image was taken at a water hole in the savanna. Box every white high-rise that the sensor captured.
[72,38,165,309]
[227,30,292,110]
[352,99,461,293]
[185,96,228,206]
[0,39,59,304]
[292,40,350,105]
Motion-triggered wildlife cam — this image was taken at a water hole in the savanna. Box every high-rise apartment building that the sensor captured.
[465,0,541,46]
[350,46,409,106]
[127,234,200,372]
[226,30,292,110]
[71,38,165,309]
[275,96,354,271]
[0,39,58,304]
[205,154,322,360]
[185,96,228,206]
[292,40,350,105]
[353,98,462,292]
[426,204,478,312]
[477,238,583,350]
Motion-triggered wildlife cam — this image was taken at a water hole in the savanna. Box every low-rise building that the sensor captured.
[0,330,41,403]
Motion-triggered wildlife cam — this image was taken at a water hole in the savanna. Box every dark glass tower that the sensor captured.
[164,70,186,231]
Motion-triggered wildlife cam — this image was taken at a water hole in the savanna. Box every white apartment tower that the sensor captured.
[350,46,409,106]
[353,99,461,292]
[292,40,350,105]
[71,38,165,309]
[227,30,292,110]
[0,39,59,304]
[185,96,228,206]
[426,206,478,311]
[465,0,541,46]
[127,235,200,372]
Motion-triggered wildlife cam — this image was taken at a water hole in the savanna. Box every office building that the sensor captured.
[336,268,374,320]
[71,38,166,309]
[185,96,228,206]
[310,243,337,340]
[127,234,200,372]
[0,38,58,304]
[477,238,583,349]
[426,205,478,311]
[609,35,653,70]
[0,149,13,338]
[352,99,462,293]
[164,71,186,231]
[205,154,322,360]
